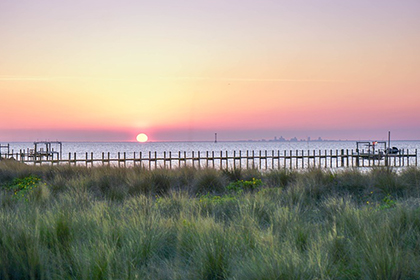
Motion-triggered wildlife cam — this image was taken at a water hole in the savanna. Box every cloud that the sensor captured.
[0,75,345,83]
[157,76,346,83]
[0,76,52,81]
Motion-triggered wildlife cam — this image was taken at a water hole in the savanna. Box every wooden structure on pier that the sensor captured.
[355,141,386,160]
[31,141,63,160]
[0,144,10,159]
[1,142,63,161]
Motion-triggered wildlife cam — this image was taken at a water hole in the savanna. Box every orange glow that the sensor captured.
[1,1,420,141]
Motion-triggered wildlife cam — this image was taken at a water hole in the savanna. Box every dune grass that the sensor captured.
[1,159,420,279]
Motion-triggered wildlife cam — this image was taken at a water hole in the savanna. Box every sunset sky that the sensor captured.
[1,0,419,142]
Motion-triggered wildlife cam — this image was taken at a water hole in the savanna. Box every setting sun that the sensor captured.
[136,133,148,143]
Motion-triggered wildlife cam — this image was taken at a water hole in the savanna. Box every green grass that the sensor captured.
[1,159,420,279]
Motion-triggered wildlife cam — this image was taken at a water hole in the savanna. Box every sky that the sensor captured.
[1,0,420,142]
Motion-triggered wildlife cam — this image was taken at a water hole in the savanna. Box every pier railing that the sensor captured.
[1,149,418,170]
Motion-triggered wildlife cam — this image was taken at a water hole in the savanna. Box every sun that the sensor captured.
[136,133,148,143]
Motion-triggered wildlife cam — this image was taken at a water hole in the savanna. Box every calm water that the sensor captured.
[4,140,420,160]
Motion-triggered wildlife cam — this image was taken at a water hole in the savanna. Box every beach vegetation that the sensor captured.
[1,160,420,279]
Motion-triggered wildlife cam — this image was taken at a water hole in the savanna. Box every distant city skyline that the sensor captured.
[1,0,419,142]
[0,128,409,143]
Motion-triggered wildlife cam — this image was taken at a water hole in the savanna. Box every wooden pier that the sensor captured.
[1,148,418,170]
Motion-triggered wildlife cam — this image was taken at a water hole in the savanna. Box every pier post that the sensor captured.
[307,150,310,168]
[356,149,359,167]
[334,150,337,167]
[226,151,229,169]
[313,150,316,167]
[346,149,349,167]
[407,150,410,167]
[155,152,157,169]
[149,151,151,170]
[319,150,322,167]
[164,151,166,169]
[139,152,142,168]
[272,150,275,169]
[393,152,399,166]
[283,150,286,169]
[220,151,223,170]
[265,150,268,170]
[402,150,405,167]
[329,150,332,168]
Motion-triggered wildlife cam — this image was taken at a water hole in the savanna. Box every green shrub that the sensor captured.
[192,169,227,195]
[226,178,262,194]
[265,169,296,188]
[2,175,46,202]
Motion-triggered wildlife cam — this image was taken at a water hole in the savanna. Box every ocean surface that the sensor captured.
[3,140,420,160]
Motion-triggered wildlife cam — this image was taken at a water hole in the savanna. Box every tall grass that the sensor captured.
[1,159,420,279]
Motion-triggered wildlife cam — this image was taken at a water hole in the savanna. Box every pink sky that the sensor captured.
[1,0,420,142]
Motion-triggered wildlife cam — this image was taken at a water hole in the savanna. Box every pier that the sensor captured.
[1,148,417,170]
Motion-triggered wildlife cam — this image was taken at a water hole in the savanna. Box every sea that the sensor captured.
[3,140,420,160]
